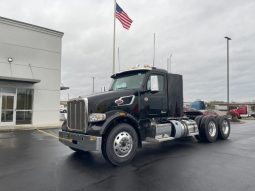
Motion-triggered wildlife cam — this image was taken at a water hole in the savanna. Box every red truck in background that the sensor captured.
[185,101,255,120]
[229,105,255,118]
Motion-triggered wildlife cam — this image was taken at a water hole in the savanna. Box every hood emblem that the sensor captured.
[115,98,124,106]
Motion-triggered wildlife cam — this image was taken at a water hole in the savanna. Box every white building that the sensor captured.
[0,16,64,127]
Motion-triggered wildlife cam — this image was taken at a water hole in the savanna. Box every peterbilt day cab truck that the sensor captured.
[230,105,254,119]
[59,67,230,166]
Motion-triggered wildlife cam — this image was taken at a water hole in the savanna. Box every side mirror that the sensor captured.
[150,75,159,92]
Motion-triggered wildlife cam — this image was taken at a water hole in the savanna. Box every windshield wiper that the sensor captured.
[116,87,129,90]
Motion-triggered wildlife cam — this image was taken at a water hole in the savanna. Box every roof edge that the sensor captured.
[0,16,64,38]
[0,76,41,84]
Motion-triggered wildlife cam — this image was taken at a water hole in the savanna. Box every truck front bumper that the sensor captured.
[59,131,102,152]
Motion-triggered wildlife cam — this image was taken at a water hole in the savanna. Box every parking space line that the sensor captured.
[36,129,71,142]
[37,129,59,139]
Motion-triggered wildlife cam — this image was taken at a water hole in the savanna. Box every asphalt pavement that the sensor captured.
[1,120,255,191]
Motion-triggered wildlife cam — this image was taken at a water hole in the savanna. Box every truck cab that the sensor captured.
[230,105,252,118]
[59,66,230,166]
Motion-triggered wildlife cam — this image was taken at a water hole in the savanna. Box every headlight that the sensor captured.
[89,113,106,122]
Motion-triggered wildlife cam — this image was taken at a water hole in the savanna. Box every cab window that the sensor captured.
[147,74,164,92]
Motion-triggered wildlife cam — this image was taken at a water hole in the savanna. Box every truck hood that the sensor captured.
[86,89,138,114]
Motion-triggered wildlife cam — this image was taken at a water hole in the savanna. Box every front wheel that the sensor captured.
[102,123,138,166]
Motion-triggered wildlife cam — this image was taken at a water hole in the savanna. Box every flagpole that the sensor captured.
[113,0,116,74]
[118,47,120,72]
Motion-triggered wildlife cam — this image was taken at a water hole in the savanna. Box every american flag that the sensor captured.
[115,3,133,30]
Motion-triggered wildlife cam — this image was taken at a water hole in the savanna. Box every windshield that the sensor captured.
[110,72,146,91]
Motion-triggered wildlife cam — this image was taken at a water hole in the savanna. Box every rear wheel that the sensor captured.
[194,115,203,141]
[217,116,230,140]
[199,116,218,143]
[102,123,138,166]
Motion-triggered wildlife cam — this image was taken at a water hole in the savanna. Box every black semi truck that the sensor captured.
[59,67,230,166]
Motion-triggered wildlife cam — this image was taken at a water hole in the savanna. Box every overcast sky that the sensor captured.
[0,0,254,102]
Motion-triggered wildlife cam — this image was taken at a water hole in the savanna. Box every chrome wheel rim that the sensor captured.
[113,131,133,158]
[222,120,229,135]
[208,121,217,137]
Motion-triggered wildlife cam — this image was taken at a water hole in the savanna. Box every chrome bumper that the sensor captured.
[59,131,102,152]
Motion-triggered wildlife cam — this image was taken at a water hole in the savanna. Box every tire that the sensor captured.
[102,123,138,166]
[194,115,203,141]
[217,116,230,140]
[200,116,218,143]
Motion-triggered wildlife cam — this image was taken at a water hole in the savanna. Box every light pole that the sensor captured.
[167,54,172,72]
[92,77,95,94]
[225,36,231,111]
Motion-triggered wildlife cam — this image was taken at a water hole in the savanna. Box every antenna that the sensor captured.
[153,33,156,66]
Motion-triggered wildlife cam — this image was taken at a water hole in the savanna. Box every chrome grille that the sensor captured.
[67,98,88,132]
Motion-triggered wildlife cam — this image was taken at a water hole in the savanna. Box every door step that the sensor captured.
[145,135,175,143]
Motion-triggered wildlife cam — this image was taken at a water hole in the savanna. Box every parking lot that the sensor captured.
[1,120,255,191]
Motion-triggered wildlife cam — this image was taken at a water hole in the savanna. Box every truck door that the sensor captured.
[142,73,168,118]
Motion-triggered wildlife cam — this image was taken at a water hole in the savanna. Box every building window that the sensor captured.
[16,89,33,124]
[1,95,14,122]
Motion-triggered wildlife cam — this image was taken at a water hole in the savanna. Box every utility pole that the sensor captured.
[224,36,231,111]
[92,77,95,94]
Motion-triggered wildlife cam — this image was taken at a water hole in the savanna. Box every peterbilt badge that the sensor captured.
[115,98,124,106]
